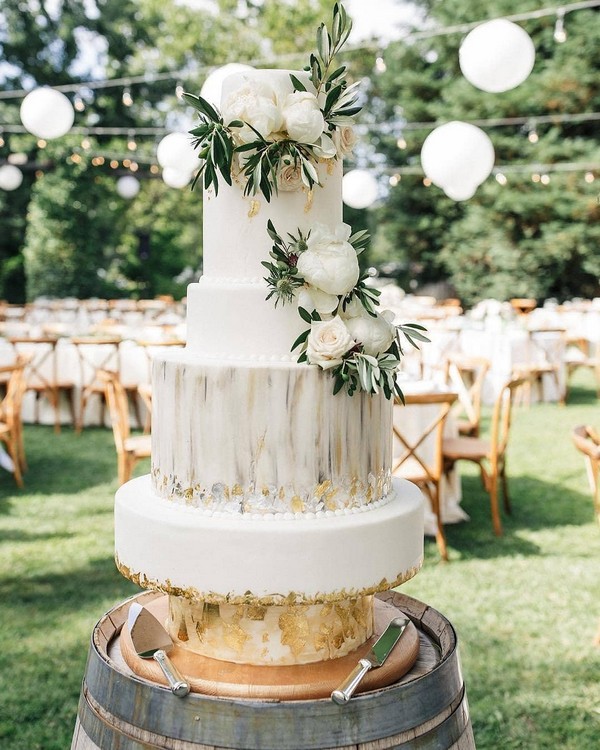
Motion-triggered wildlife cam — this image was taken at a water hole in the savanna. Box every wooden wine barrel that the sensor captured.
[71,590,475,750]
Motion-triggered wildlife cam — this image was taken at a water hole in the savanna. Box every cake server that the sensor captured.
[331,616,409,705]
[127,602,190,697]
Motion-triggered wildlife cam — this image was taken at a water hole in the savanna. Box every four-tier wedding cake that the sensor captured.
[114,5,424,669]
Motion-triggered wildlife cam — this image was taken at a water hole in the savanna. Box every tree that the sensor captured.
[367,0,600,305]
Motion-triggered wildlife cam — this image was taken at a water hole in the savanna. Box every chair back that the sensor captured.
[393,391,458,483]
[98,370,131,452]
[0,356,29,426]
[571,425,600,521]
[488,377,525,469]
[444,355,490,436]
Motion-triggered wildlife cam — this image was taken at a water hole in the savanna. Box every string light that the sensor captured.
[122,86,133,107]
[554,8,568,42]
[389,173,401,186]
[110,159,119,168]
[127,131,137,151]
[584,171,595,182]
[531,173,541,182]
[423,177,432,186]
[375,56,387,73]
[74,94,86,112]
[81,137,91,150]
[540,173,551,184]
[396,137,407,149]
[37,139,47,148]
[496,172,508,185]
[150,164,160,174]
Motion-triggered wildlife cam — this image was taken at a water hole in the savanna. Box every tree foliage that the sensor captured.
[368,0,600,304]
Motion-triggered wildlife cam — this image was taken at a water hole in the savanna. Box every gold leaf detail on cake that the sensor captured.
[115,554,423,606]
[248,199,260,218]
[177,617,189,642]
[291,495,304,513]
[304,189,314,213]
[334,602,356,640]
[314,480,333,500]
[232,484,244,496]
[222,620,250,654]
[314,622,335,654]
[262,632,270,643]
[245,604,267,621]
[279,609,310,657]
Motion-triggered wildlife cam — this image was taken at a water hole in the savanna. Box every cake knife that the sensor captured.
[331,616,409,704]
[127,602,190,697]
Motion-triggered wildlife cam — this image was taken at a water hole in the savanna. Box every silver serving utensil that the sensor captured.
[127,602,190,697]
[331,616,409,704]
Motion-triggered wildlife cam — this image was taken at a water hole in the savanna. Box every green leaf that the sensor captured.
[291,328,310,351]
[290,74,307,92]
[298,306,313,324]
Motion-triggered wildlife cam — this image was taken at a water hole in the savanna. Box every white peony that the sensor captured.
[296,222,359,296]
[297,287,339,316]
[222,80,283,144]
[282,91,325,144]
[344,309,396,356]
[306,317,355,369]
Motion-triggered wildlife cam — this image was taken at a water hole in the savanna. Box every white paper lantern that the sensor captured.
[442,182,477,202]
[20,87,75,139]
[0,165,24,191]
[200,63,253,107]
[162,168,192,189]
[116,175,140,199]
[156,133,197,173]
[342,169,379,209]
[459,19,535,93]
[420,121,495,199]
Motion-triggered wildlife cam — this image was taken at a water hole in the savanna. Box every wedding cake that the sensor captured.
[115,5,424,668]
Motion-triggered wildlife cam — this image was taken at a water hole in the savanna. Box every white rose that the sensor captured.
[275,158,304,192]
[282,91,325,144]
[296,222,359,296]
[333,125,357,156]
[344,311,396,356]
[306,317,355,370]
[222,80,283,144]
[297,287,339,316]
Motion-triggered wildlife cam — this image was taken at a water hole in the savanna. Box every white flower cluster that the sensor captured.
[296,222,397,370]
[221,78,356,190]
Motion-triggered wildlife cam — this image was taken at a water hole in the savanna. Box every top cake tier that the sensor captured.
[202,69,343,282]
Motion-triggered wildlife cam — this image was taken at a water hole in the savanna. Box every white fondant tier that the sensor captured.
[151,352,393,513]
[202,69,343,281]
[115,476,424,605]
[185,279,305,358]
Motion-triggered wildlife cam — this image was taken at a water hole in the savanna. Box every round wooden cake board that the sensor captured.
[120,594,420,701]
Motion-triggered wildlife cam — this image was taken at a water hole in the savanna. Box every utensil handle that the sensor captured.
[153,649,190,697]
[331,658,372,705]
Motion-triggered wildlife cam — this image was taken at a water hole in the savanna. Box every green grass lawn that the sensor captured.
[0,371,599,749]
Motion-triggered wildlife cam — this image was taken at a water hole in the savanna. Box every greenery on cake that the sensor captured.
[183,3,360,200]
[263,221,428,399]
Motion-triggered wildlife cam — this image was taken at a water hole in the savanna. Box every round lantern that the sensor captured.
[162,168,192,189]
[442,182,477,202]
[459,19,535,93]
[20,87,75,139]
[0,165,24,191]
[342,169,379,209]
[200,63,253,107]
[156,133,197,173]
[420,121,495,199]
[116,175,140,199]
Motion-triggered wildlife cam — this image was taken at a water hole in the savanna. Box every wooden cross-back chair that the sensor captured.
[0,356,31,488]
[565,338,600,402]
[393,391,458,561]
[98,370,151,485]
[444,355,490,438]
[513,328,566,406]
[571,425,600,524]
[72,336,140,432]
[443,377,525,537]
[9,336,76,432]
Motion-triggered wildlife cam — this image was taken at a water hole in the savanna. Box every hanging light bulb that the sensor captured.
[374,55,387,73]
[396,136,407,149]
[37,139,47,148]
[540,173,550,185]
[584,171,595,183]
[527,122,539,143]
[74,93,86,112]
[532,173,541,183]
[554,9,567,43]
[389,173,401,186]
[81,137,91,150]
[127,131,137,151]
[122,86,133,107]
[495,172,507,185]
